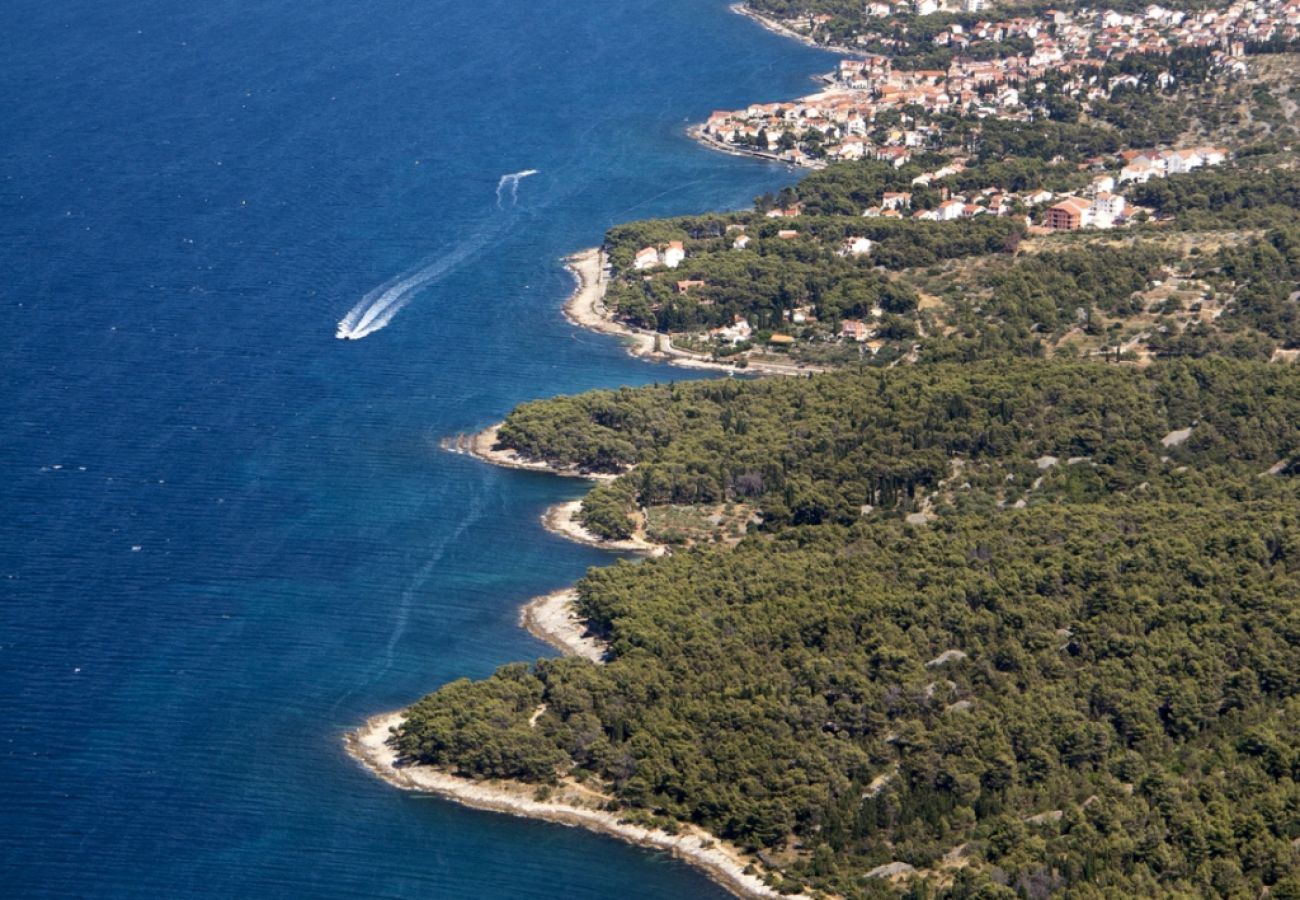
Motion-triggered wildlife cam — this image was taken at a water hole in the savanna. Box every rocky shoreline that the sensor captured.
[519,588,608,663]
[540,499,667,556]
[347,715,799,900]
[441,423,619,481]
[729,3,835,52]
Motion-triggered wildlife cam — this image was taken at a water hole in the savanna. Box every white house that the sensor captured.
[1088,175,1116,195]
[662,241,686,269]
[732,234,751,250]
[1199,146,1228,166]
[711,316,752,345]
[1119,161,1159,183]
[1090,192,1127,227]
[841,236,875,256]
[833,138,868,161]
[1164,148,1203,175]
[633,246,661,270]
[936,199,967,221]
[882,191,913,210]
[1133,151,1167,173]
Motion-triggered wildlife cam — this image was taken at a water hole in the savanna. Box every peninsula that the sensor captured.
[354,1,1300,896]
[348,583,792,899]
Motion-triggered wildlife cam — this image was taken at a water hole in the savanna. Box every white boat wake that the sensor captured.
[336,232,493,340]
[337,170,536,340]
[496,169,538,207]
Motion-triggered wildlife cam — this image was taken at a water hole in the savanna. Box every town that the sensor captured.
[701,0,1296,167]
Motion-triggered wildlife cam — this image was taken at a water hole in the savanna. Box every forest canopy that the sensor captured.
[406,359,1300,897]
[496,359,1299,536]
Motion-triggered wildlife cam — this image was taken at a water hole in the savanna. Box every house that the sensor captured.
[841,236,875,256]
[711,316,753,345]
[833,138,869,160]
[768,333,796,347]
[1119,161,1159,183]
[663,241,686,269]
[675,280,706,294]
[777,229,799,240]
[732,234,751,250]
[1088,174,1116,195]
[1164,148,1203,174]
[783,148,812,167]
[1045,197,1091,230]
[633,246,661,270]
[1199,146,1228,165]
[1090,192,1126,226]
[876,147,913,167]
[882,191,913,210]
[841,320,871,341]
[937,199,967,221]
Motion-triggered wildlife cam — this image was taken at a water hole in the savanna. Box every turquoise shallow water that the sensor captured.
[0,0,833,895]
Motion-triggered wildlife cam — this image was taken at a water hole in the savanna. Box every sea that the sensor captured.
[0,0,833,895]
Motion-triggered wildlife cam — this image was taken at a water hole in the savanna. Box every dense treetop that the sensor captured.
[405,360,1300,896]
[497,359,1299,536]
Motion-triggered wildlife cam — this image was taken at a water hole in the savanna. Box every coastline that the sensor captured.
[688,124,823,169]
[519,588,607,663]
[729,3,830,52]
[562,247,658,359]
[347,712,799,900]
[541,499,667,556]
[443,423,619,482]
[446,426,664,555]
[355,21,824,897]
[564,248,826,376]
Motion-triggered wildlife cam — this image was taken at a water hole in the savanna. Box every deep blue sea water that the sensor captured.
[0,0,833,895]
